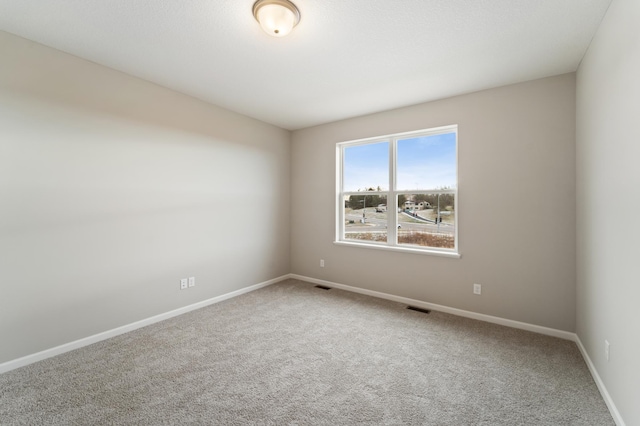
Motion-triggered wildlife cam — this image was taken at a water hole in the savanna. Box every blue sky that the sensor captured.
[343,132,456,191]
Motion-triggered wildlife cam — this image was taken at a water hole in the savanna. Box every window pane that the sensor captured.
[343,142,389,192]
[397,193,455,249]
[397,132,456,190]
[344,194,387,243]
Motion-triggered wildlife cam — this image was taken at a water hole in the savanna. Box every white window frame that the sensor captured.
[335,125,459,258]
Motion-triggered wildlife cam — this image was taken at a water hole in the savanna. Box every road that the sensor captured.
[344,211,454,235]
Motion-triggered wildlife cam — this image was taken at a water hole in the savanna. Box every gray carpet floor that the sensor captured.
[0,279,613,425]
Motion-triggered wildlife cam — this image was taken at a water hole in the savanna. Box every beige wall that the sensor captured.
[576,0,640,424]
[0,31,291,364]
[291,74,577,331]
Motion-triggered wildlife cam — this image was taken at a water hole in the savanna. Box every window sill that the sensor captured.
[333,240,461,258]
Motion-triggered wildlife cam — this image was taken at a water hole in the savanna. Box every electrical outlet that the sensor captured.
[180,278,188,290]
[320,259,325,268]
[605,340,610,361]
[188,277,195,287]
[473,283,482,295]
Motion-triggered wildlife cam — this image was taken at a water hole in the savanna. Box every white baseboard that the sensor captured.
[0,274,289,375]
[289,274,576,340]
[575,337,626,426]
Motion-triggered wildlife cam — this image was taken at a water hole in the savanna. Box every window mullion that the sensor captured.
[389,138,397,246]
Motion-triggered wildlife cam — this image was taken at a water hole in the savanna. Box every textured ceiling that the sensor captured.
[0,0,612,130]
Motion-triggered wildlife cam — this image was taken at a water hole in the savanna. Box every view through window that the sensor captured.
[337,125,458,255]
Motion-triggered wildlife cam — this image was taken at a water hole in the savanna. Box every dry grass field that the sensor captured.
[346,231,454,248]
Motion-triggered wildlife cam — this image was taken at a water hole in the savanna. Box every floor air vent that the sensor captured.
[407,306,431,314]
[314,285,331,290]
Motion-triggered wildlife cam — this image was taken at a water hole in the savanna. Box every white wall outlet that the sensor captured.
[320,259,325,268]
[473,283,482,295]
[605,340,610,361]
[188,276,195,287]
[180,278,188,290]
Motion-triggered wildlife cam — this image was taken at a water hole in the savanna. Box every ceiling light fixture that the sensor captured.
[252,0,300,37]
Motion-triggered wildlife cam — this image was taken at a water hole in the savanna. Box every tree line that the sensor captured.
[347,192,454,212]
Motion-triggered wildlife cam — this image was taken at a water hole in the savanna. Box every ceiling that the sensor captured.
[0,0,612,130]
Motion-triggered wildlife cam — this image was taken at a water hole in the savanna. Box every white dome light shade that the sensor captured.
[253,0,300,37]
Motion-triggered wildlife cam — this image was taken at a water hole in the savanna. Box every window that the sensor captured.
[336,125,458,257]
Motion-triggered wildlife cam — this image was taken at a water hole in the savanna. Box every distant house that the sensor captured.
[404,200,415,210]
[417,201,431,210]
